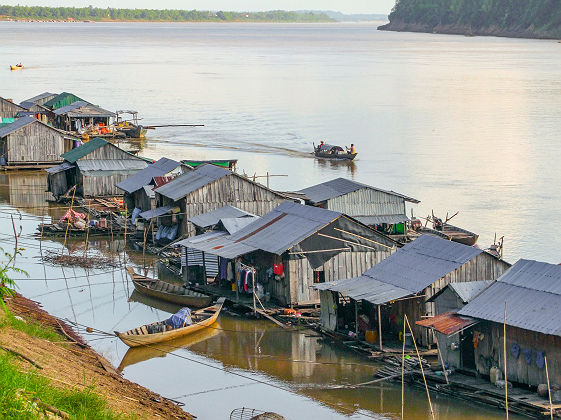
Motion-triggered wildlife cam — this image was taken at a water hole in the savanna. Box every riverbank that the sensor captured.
[0,293,193,419]
[378,21,561,40]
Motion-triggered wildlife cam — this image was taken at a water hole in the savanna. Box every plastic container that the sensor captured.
[404,333,413,347]
[365,330,378,344]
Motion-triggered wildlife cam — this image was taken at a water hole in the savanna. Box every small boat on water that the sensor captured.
[415,213,479,246]
[115,110,147,138]
[126,266,212,308]
[10,64,24,71]
[115,297,225,347]
[181,159,237,170]
[314,144,356,161]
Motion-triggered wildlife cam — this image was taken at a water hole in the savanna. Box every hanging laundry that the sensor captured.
[536,351,545,369]
[523,348,532,365]
[510,343,520,359]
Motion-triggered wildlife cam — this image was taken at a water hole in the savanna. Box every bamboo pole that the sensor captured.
[504,302,509,420]
[545,356,553,420]
[378,304,383,351]
[122,204,127,264]
[401,317,406,419]
[433,327,449,384]
[83,199,91,258]
[61,185,76,256]
[405,314,435,420]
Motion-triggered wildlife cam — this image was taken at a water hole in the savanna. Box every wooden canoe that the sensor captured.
[10,65,24,71]
[314,151,357,160]
[115,297,226,348]
[419,224,479,246]
[126,266,212,308]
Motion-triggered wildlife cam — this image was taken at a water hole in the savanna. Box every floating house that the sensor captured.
[0,116,78,167]
[19,92,57,121]
[177,201,398,306]
[315,235,510,347]
[20,92,58,108]
[152,164,290,238]
[0,96,26,119]
[53,101,115,132]
[116,157,187,213]
[298,178,420,235]
[454,260,561,385]
[46,137,148,199]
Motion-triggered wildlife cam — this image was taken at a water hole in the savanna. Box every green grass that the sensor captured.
[0,309,62,342]
[0,353,133,419]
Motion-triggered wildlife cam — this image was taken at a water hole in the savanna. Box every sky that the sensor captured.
[0,0,396,14]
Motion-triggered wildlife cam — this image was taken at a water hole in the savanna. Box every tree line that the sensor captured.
[0,5,333,22]
[387,0,561,37]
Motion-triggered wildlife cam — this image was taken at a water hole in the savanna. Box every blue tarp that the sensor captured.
[166,307,192,329]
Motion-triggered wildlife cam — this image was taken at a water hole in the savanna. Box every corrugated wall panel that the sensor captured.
[326,187,407,218]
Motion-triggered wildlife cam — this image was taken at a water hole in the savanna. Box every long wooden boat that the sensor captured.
[117,323,221,371]
[115,297,225,347]
[181,159,237,170]
[126,266,212,308]
[419,223,479,246]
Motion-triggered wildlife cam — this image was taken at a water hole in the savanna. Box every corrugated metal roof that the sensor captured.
[19,101,37,110]
[61,137,107,163]
[43,92,85,109]
[188,205,257,229]
[315,235,482,305]
[154,164,232,201]
[115,157,181,194]
[22,92,57,104]
[0,116,36,137]
[298,178,420,204]
[139,205,173,220]
[53,101,114,118]
[45,162,75,174]
[417,312,479,335]
[459,259,561,336]
[77,159,148,171]
[142,185,155,199]
[177,231,258,259]
[219,216,260,235]
[449,280,494,303]
[355,214,410,225]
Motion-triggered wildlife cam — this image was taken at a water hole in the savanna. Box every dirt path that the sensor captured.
[1,294,194,419]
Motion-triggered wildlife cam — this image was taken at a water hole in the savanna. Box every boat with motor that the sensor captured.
[313,143,356,160]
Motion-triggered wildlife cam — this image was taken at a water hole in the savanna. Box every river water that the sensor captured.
[0,21,557,418]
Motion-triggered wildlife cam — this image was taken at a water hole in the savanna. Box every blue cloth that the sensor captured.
[131,207,142,226]
[510,343,520,359]
[165,307,192,329]
[219,258,228,280]
[536,351,545,369]
[523,349,532,364]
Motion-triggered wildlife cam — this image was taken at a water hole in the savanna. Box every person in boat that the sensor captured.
[316,140,325,152]
[346,144,356,154]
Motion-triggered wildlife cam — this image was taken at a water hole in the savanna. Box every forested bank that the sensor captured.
[0,5,332,23]
[379,0,561,39]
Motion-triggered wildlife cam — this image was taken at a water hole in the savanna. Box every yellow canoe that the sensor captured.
[10,65,24,71]
[115,297,225,348]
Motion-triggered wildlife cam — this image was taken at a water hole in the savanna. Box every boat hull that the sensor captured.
[116,298,225,347]
[132,279,212,308]
[314,151,356,160]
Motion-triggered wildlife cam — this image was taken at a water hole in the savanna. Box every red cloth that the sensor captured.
[273,264,283,276]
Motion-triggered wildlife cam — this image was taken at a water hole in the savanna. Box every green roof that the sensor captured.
[61,137,107,163]
[43,92,85,110]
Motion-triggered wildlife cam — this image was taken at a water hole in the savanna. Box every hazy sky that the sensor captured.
[0,1,396,14]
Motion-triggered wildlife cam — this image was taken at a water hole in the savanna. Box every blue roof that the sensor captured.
[116,157,182,194]
[0,116,36,137]
[316,235,483,304]
[459,259,561,336]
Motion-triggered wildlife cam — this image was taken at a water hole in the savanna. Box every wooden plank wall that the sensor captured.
[0,98,24,118]
[179,175,287,236]
[281,249,392,306]
[326,187,407,218]
[6,123,66,164]
[81,170,141,197]
[80,143,142,161]
[474,323,561,386]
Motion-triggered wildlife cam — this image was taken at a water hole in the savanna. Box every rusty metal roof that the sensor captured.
[416,311,478,335]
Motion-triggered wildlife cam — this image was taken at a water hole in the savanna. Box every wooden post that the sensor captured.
[545,356,553,420]
[252,269,256,316]
[405,314,435,420]
[123,204,127,263]
[83,199,91,257]
[504,302,509,420]
[378,304,383,351]
[354,300,359,336]
[401,317,406,419]
[61,185,77,255]
[202,252,207,286]
[266,171,270,188]
[433,328,449,384]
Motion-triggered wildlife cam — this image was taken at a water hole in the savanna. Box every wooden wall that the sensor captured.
[6,123,71,164]
[0,98,24,118]
[80,170,141,197]
[277,249,392,306]
[177,175,288,237]
[474,322,561,386]
[80,143,140,161]
[326,187,407,218]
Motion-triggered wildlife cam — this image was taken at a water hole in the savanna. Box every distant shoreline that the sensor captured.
[0,18,384,24]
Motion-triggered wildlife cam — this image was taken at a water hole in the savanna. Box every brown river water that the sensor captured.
[1,20,558,418]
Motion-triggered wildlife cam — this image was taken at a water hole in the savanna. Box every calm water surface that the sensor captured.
[0,21,557,418]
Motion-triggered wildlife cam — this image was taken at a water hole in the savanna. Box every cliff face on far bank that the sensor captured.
[379,0,561,39]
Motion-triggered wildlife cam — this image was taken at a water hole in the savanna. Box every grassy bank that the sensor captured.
[0,309,132,419]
